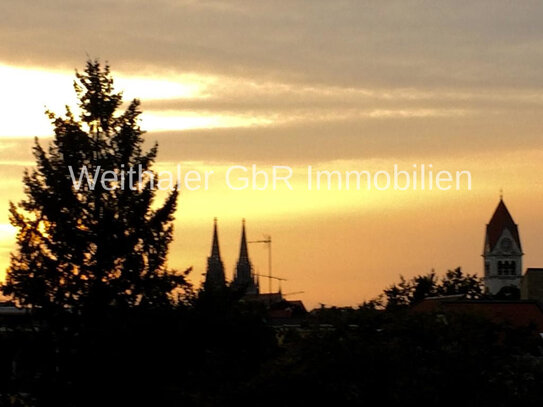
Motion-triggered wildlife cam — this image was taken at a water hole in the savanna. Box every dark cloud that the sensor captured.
[2,1,543,165]
[142,112,543,164]
[2,1,543,89]
[1,96,543,166]
[140,89,543,114]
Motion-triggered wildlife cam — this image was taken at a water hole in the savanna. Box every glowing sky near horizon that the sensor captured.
[1,1,543,308]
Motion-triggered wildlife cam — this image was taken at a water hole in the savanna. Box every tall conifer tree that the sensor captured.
[3,60,185,311]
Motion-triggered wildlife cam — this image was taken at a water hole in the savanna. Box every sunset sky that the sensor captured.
[1,1,543,308]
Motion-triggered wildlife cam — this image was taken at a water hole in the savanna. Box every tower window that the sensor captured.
[498,260,516,276]
[508,261,516,275]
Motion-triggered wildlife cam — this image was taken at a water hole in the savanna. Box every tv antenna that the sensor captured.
[248,235,273,294]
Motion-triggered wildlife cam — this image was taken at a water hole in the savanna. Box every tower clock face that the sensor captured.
[500,237,513,251]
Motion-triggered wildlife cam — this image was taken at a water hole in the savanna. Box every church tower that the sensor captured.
[232,219,259,295]
[483,198,523,295]
[204,218,226,291]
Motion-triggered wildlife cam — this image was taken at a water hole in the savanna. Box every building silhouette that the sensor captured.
[203,218,260,295]
[522,268,543,301]
[204,218,226,291]
[483,197,523,295]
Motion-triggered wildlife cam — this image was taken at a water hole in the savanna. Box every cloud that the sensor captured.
[2,1,543,165]
[2,0,543,90]
[139,115,543,164]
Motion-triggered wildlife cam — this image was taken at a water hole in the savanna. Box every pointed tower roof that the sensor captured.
[233,218,258,295]
[205,217,226,291]
[486,199,521,251]
[210,217,221,259]
[238,218,249,261]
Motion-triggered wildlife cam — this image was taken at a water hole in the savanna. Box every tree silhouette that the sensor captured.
[438,267,483,299]
[3,60,187,312]
[384,267,484,309]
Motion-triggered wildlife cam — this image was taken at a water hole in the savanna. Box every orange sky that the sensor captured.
[1,1,543,309]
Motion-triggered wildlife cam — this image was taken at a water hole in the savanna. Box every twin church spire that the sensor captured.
[204,218,259,294]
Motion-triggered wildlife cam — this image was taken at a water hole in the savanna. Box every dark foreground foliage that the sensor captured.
[247,308,543,407]
[1,301,543,407]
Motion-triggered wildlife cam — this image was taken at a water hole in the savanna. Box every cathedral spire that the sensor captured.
[232,219,259,295]
[204,218,226,291]
[211,217,221,259]
[239,218,248,261]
